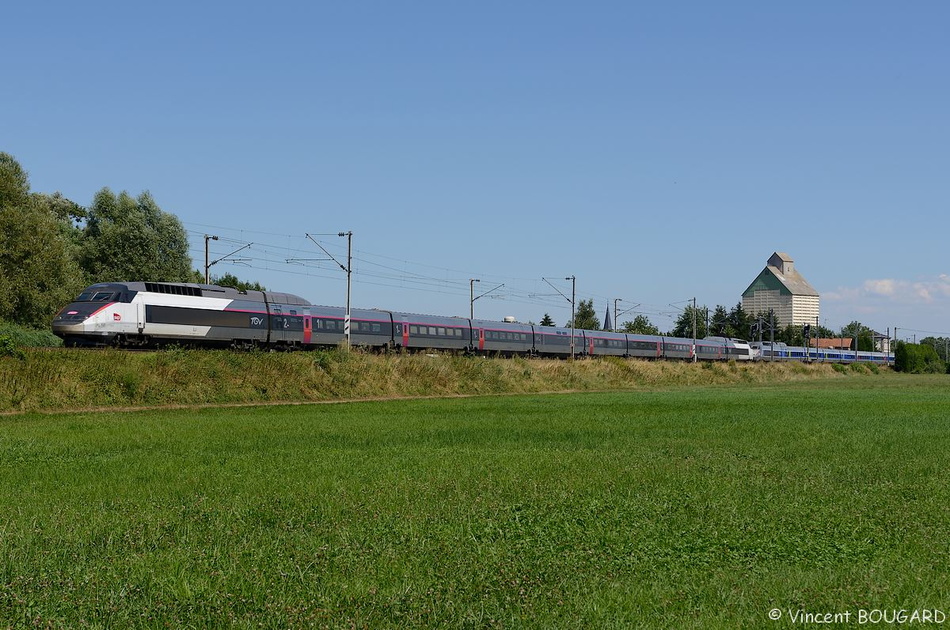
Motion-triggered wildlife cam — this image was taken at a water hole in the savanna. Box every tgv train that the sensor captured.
[52,282,754,360]
[51,282,893,364]
[750,341,892,364]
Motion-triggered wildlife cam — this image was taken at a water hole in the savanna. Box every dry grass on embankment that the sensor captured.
[0,347,887,414]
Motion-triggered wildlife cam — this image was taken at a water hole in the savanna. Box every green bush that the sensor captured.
[0,322,62,347]
[0,335,26,360]
[895,342,946,374]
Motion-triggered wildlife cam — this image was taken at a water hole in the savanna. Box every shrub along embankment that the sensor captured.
[0,347,886,414]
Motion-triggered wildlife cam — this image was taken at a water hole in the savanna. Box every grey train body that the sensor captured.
[52,282,892,364]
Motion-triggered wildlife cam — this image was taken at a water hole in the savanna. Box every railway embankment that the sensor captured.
[0,347,891,414]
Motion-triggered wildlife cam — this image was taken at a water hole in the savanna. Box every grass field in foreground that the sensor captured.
[1,378,949,628]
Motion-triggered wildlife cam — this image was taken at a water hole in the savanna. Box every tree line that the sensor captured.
[541,299,888,353]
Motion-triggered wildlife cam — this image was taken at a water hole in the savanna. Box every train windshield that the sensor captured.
[76,290,118,302]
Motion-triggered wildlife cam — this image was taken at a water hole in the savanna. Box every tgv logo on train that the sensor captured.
[52,282,892,364]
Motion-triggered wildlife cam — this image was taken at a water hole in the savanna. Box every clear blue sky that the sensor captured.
[5,1,948,338]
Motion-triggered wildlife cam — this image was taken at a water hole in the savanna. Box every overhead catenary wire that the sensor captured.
[184,221,697,328]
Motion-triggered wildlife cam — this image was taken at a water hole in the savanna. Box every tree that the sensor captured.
[839,321,875,352]
[894,341,945,374]
[780,324,802,346]
[671,304,707,339]
[567,299,599,331]
[727,303,752,339]
[80,188,192,283]
[539,313,554,327]
[922,337,950,366]
[623,314,660,336]
[710,305,730,337]
[0,153,85,326]
[0,152,30,209]
[213,272,266,292]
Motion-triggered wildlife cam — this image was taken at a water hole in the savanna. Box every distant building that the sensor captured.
[742,252,819,327]
[811,333,891,353]
[812,338,853,350]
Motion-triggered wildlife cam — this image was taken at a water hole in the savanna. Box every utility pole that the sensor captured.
[204,234,219,283]
[470,279,480,319]
[886,327,890,366]
[206,238,252,285]
[692,297,697,363]
[341,231,352,344]
[542,276,575,359]
[614,298,621,333]
[305,231,353,346]
[769,309,775,361]
[568,276,576,359]
[470,280,504,320]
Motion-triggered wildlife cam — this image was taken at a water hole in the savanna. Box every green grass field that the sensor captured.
[2,377,949,628]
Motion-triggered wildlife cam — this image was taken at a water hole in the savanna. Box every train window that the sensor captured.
[78,291,116,302]
[438,327,446,336]
[410,325,419,335]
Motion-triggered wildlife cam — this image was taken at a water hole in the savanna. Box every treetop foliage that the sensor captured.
[213,272,266,292]
[80,188,192,283]
[0,152,30,208]
[894,341,946,374]
[623,314,660,336]
[567,299,600,330]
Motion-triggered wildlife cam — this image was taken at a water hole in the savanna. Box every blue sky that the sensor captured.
[5,2,948,338]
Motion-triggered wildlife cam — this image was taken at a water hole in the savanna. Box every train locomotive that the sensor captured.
[52,282,892,364]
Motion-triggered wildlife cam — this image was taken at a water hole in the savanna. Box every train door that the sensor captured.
[271,305,285,344]
[478,328,485,352]
[136,302,145,334]
[303,310,312,345]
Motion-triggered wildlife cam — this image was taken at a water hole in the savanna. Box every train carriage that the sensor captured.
[695,340,724,360]
[396,313,473,353]
[533,326,580,358]
[308,306,396,350]
[474,319,534,356]
[661,337,694,360]
[584,330,629,357]
[626,334,663,359]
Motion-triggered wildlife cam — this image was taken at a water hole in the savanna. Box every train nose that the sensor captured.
[51,306,91,339]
